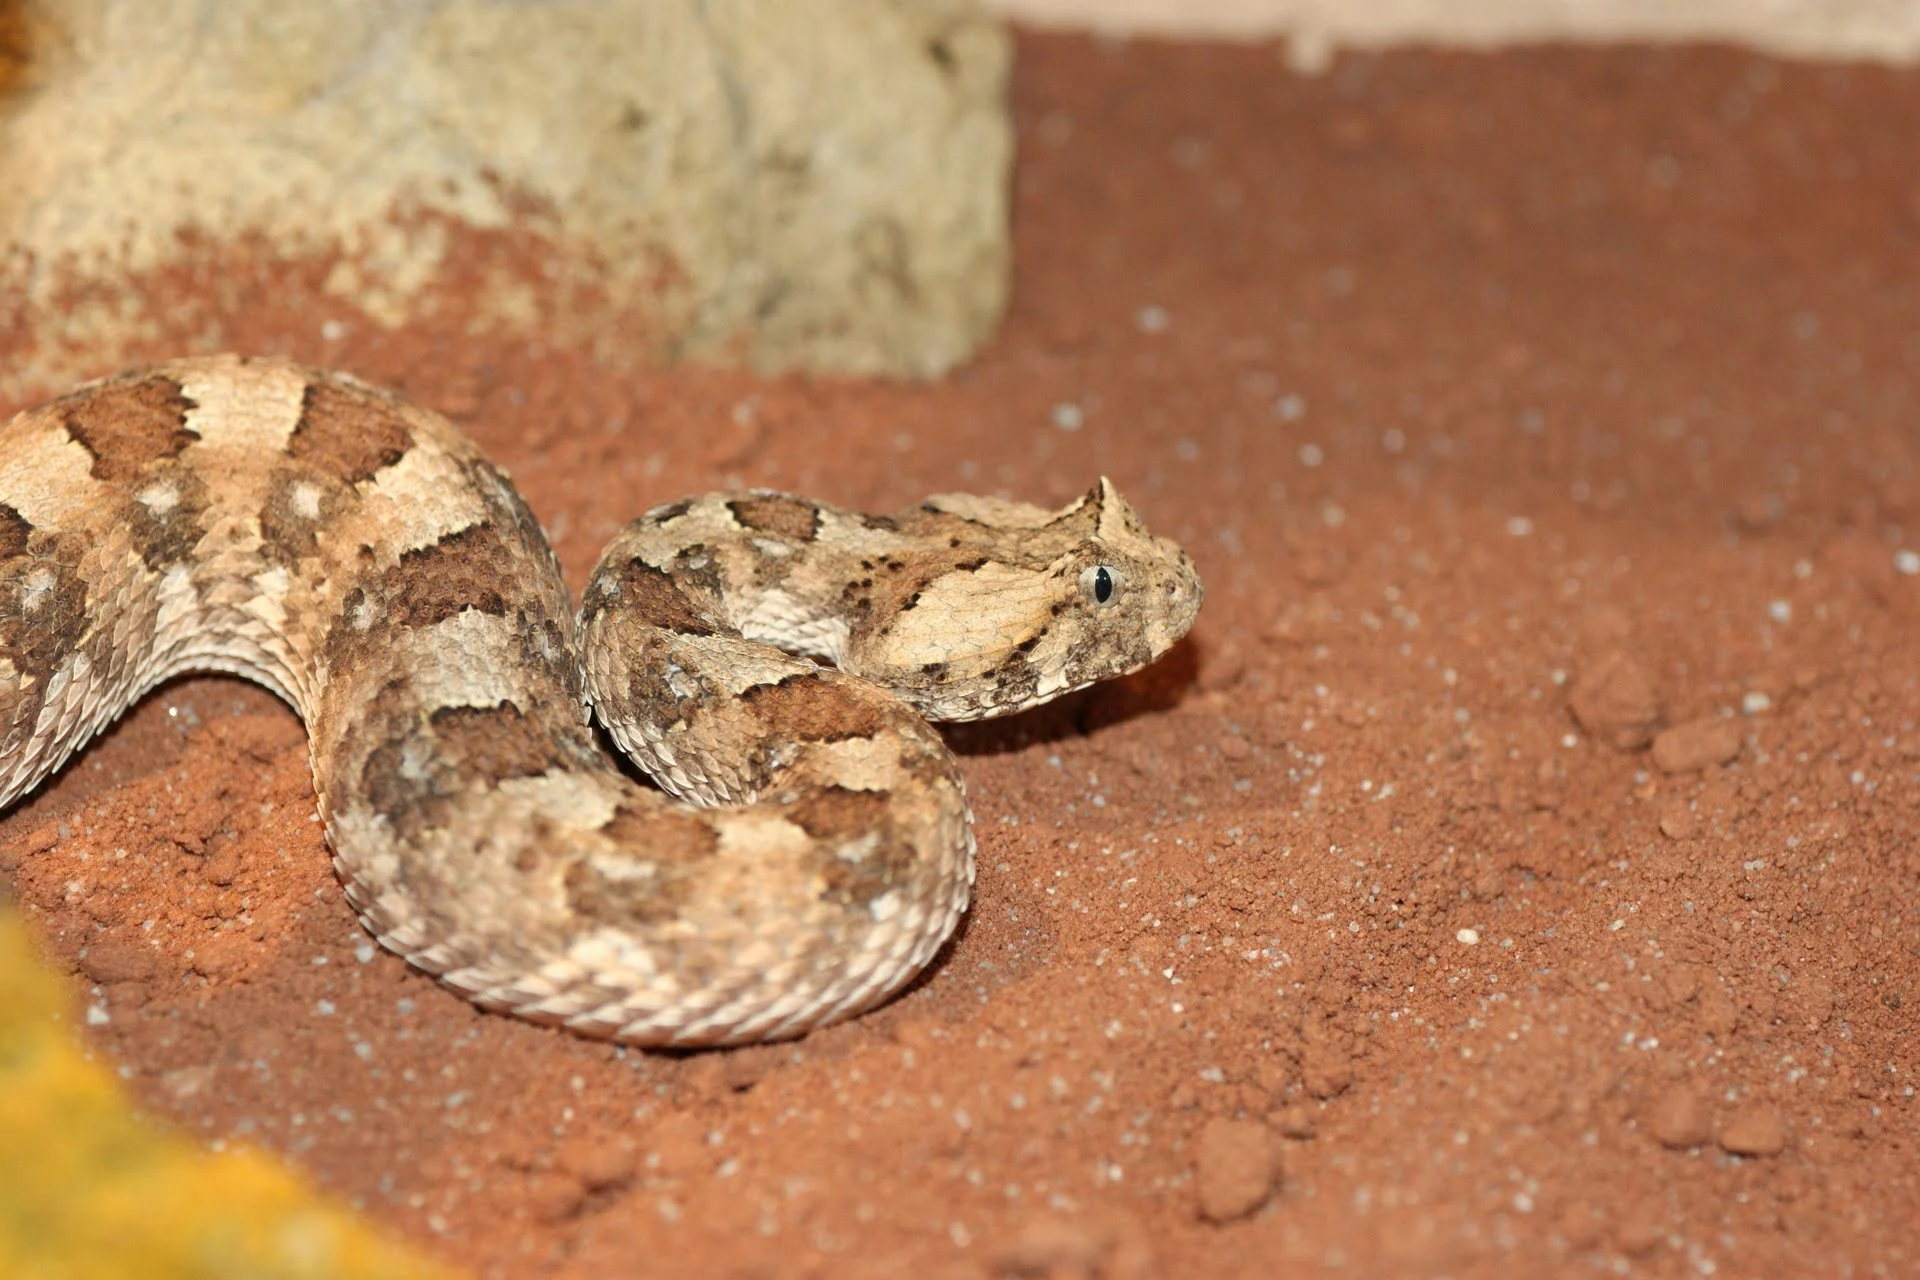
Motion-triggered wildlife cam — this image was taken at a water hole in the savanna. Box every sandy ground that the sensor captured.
[4,32,1918,1280]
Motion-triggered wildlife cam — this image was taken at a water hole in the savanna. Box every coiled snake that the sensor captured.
[0,356,1201,1046]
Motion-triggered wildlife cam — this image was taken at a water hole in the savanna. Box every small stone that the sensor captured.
[1269,1105,1315,1139]
[1651,717,1742,774]
[995,1212,1153,1280]
[202,835,242,887]
[1301,1044,1352,1100]
[1718,1106,1787,1156]
[1658,806,1698,840]
[1193,1118,1281,1224]
[555,1133,636,1190]
[994,1215,1104,1277]
[26,824,60,855]
[1567,651,1660,751]
[159,1063,216,1102]
[1663,965,1702,1005]
[720,1044,778,1093]
[1646,1087,1712,1149]
[1614,1202,1666,1256]
[1556,1203,1606,1252]
[1699,982,1740,1038]
[1218,734,1251,761]
[523,1170,588,1222]
[77,937,158,984]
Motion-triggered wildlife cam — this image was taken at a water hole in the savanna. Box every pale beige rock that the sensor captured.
[0,0,1011,392]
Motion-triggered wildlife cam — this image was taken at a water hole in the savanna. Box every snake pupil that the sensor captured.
[1094,566,1113,604]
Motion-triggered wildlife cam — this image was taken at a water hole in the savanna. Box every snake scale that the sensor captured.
[0,355,1201,1046]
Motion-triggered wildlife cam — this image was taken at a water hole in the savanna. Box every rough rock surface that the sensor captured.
[0,0,1010,392]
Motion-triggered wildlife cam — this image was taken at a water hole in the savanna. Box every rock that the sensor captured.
[522,1170,588,1223]
[158,1064,217,1103]
[1698,981,1740,1038]
[76,937,158,985]
[1302,1043,1353,1100]
[554,1133,636,1191]
[1193,1118,1282,1224]
[1269,1104,1316,1140]
[994,1212,1156,1280]
[1657,805,1698,839]
[1613,1202,1666,1256]
[0,0,1010,393]
[1567,651,1660,750]
[202,835,243,887]
[1651,716,1743,774]
[1718,1106,1788,1156]
[1645,1086,1712,1149]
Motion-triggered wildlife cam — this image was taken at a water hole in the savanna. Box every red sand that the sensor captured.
[4,33,1918,1278]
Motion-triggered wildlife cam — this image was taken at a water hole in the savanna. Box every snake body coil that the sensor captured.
[0,356,1201,1045]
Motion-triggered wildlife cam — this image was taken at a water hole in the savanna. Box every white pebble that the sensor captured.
[1135,305,1169,334]
[1273,393,1306,421]
[1741,691,1772,716]
[1506,516,1534,538]
[1051,402,1084,432]
[1767,599,1791,623]
[1456,928,1480,946]
[1298,443,1324,468]
[1895,549,1920,576]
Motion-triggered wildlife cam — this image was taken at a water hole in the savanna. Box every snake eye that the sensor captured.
[1080,564,1121,606]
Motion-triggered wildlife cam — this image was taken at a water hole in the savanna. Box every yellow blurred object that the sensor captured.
[0,906,461,1280]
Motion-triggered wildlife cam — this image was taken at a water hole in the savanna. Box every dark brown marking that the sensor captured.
[385,523,518,628]
[737,674,895,746]
[125,463,210,570]
[784,786,916,907]
[0,505,30,559]
[1,537,90,684]
[728,494,821,542]
[355,698,575,841]
[602,557,716,635]
[989,654,1040,707]
[861,513,902,533]
[289,378,413,484]
[646,498,693,524]
[427,701,560,781]
[320,587,376,674]
[670,543,726,600]
[564,799,723,927]
[784,785,892,843]
[258,465,348,566]
[59,376,195,482]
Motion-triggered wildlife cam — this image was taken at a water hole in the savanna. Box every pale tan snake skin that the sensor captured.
[0,355,1202,1046]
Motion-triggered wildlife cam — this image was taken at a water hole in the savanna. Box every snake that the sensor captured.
[0,355,1202,1046]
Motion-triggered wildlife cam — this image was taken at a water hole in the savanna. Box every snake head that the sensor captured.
[846,477,1204,721]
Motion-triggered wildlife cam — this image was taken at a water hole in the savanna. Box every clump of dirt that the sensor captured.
[4,31,1918,1280]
